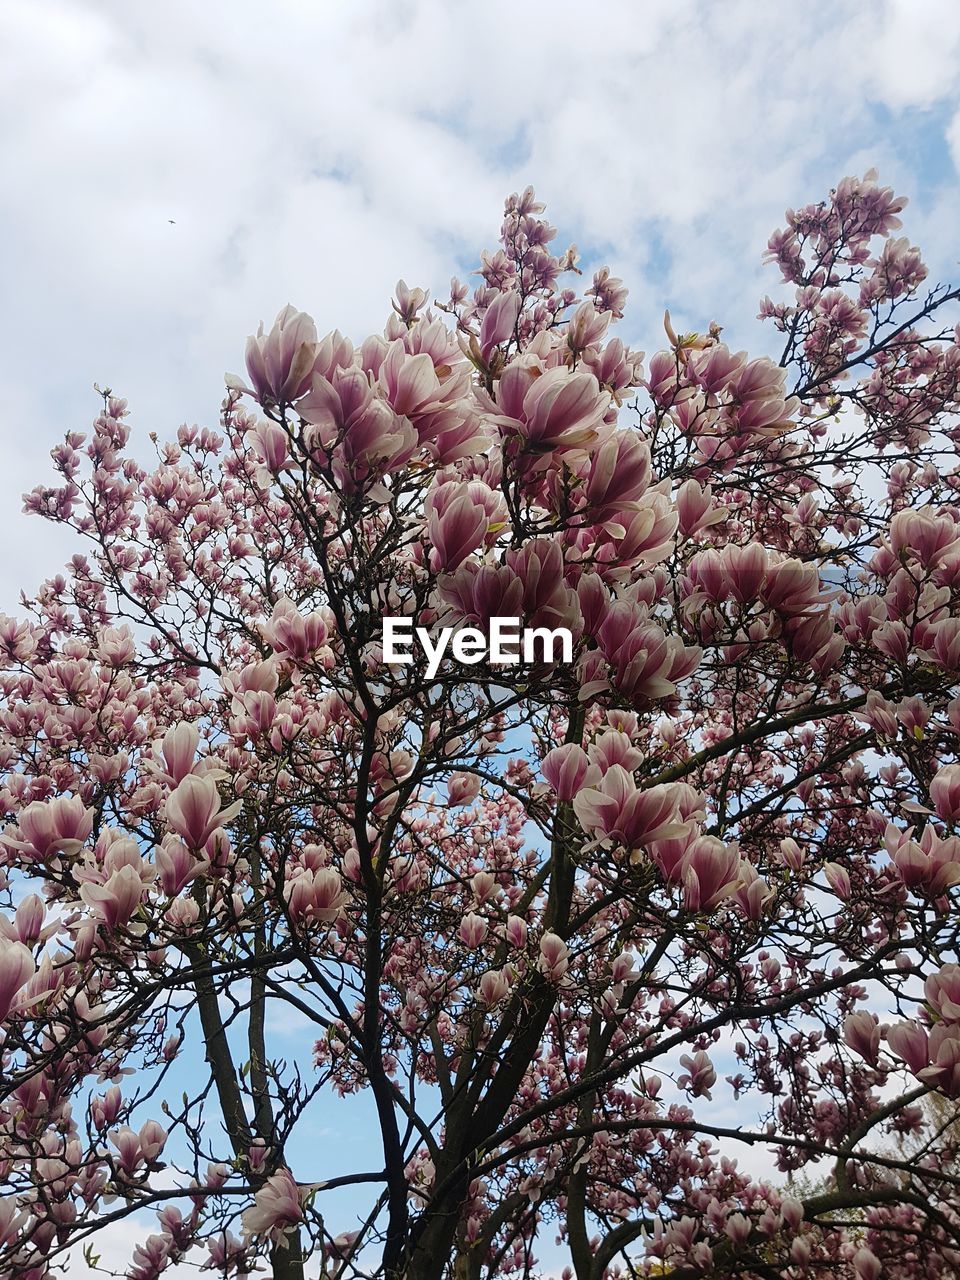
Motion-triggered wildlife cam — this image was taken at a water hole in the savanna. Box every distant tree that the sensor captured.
[2,172,960,1279]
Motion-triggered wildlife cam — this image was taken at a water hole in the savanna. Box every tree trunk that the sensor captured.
[270,1229,306,1280]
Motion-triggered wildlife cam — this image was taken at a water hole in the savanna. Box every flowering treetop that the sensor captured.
[1,170,960,1279]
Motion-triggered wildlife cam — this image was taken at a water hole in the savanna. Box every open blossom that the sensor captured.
[426,485,493,573]
[582,431,651,519]
[165,776,242,851]
[156,837,205,897]
[231,305,319,406]
[677,1051,717,1099]
[11,796,93,861]
[884,824,960,896]
[285,867,347,926]
[573,767,688,857]
[299,364,417,495]
[262,597,328,660]
[109,1120,167,1177]
[676,478,725,538]
[889,508,960,568]
[681,837,742,912]
[241,1168,303,1243]
[79,864,148,930]
[495,363,610,454]
[97,624,136,666]
[920,1025,960,1097]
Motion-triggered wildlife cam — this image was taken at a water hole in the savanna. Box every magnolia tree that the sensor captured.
[3,173,960,1280]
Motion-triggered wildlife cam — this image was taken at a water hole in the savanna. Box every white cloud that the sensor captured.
[2,0,958,613]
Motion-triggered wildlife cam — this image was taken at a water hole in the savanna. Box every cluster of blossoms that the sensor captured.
[1,174,960,1279]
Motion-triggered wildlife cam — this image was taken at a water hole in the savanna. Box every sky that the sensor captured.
[2,0,960,1272]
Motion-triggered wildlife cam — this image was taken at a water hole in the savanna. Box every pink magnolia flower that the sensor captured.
[565,299,611,354]
[649,829,695,884]
[777,837,805,871]
[377,340,472,449]
[479,289,521,360]
[723,356,799,436]
[97,625,136,666]
[251,419,289,472]
[153,723,200,787]
[232,305,319,406]
[853,1247,882,1280]
[823,862,851,901]
[448,772,481,807]
[572,767,688,858]
[582,431,651,519]
[843,1010,880,1064]
[0,1198,29,1248]
[13,796,93,861]
[0,894,46,946]
[392,279,429,325]
[930,763,960,822]
[505,915,528,948]
[587,602,700,705]
[109,1120,167,1177]
[501,363,609,454]
[204,1231,248,1272]
[856,690,899,739]
[470,871,497,904]
[285,867,347,926]
[919,1024,960,1097]
[542,744,597,801]
[887,1021,929,1074]
[156,837,205,897]
[925,964,960,1022]
[676,479,725,538]
[538,932,569,982]
[166,776,241,851]
[681,837,742,912]
[241,1168,303,1243]
[889,508,960,569]
[0,938,36,1022]
[677,1050,717,1099]
[128,1233,173,1280]
[478,969,511,1005]
[299,365,418,495]
[926,616,960,671]
[587,730,644,773]
[263,597,328,660]
[884,824,960,896]
[426,484,493,573]
[79,864,148,930]
[459,912,488,949]
[731,861,775,920]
